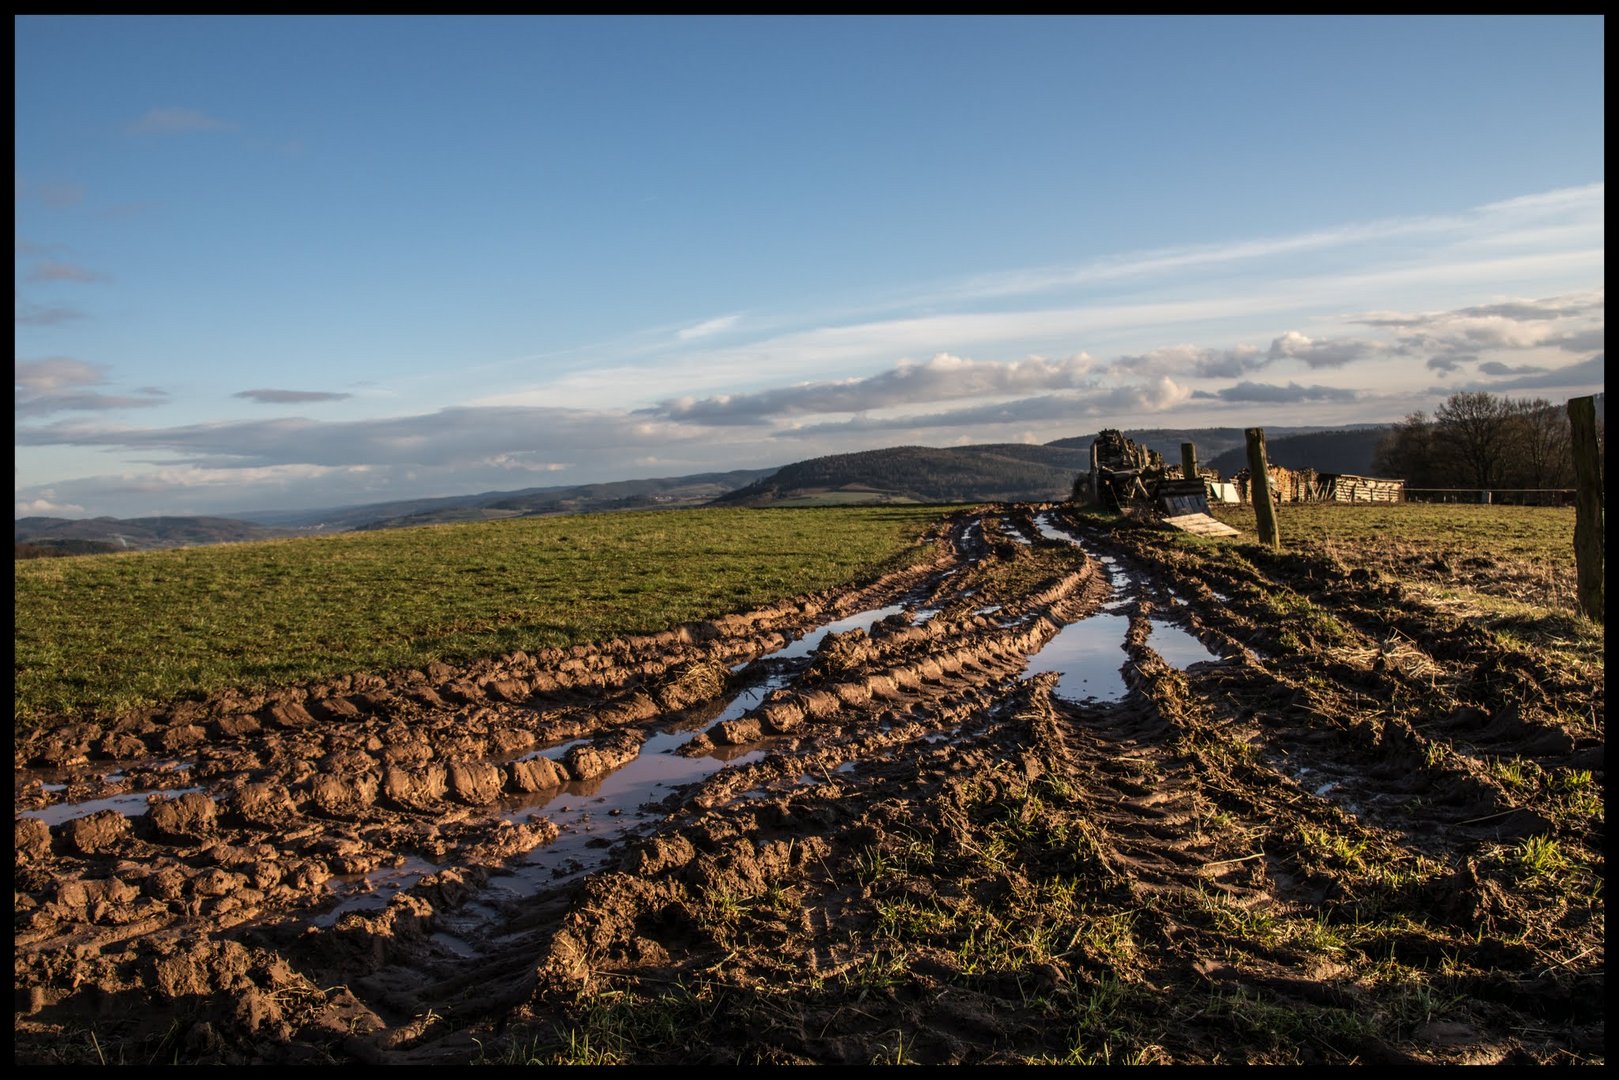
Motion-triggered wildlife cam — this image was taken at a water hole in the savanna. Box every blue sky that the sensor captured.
[15,15,1604,518]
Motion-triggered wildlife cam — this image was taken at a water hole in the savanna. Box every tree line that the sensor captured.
[1373,391,1599,490]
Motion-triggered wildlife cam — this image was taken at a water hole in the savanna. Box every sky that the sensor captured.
[15,15,1605,519]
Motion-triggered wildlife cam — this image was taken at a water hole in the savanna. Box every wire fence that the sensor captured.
[1404,488,1576,506]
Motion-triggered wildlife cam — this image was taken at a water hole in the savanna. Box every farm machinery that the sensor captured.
[1072,429,1226,528]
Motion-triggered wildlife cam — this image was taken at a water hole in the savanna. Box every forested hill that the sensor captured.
[1205,426,1394,478]
[709,444,1092,506]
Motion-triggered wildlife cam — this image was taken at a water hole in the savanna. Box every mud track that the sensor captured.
[14,507,1604,1065]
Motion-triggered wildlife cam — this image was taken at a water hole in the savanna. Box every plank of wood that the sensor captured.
[1162,513,1241,537]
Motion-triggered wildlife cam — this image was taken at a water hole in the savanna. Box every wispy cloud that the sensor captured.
[1191,381,1360,404]
[1358,289,1605,367]
[234,388,354,404]
[1110,343,1268,380]
[15,357,166,417]
[14,405,706,470]
[878,183,1606,309]
[126,107,237,136]
[782,377,1191,438]
[650,352,1097,425]
[478,185,1603,416]
[1443,353,1606,394]
[15,297,86,326]
[35,182,85,209]
[26,260,108,283]
[676,314,741,341]
[16,356,104,393]
[1477,360,1547,376]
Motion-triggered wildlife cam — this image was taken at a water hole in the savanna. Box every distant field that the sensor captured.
[1206,502,1590,625]
[14,506,947,725]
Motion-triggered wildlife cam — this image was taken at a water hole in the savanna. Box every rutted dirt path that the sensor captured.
[13,507,1603,1065]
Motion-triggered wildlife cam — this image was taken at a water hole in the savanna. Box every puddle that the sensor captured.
[314,855,441,928]
[1037,513,1122,583]
[18,786,206,827]
[1033,514,1080,545]
[709,674,791,725]
[1147,619,1224,668]
[1024,614,1132,702]
[518,738,592,763]
[488,728,769,895]
[765,603,909,661]
[1002,519,1033,546]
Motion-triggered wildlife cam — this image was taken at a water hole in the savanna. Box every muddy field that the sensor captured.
[14,506,1604,1065]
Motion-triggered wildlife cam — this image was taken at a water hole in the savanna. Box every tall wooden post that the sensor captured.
[1246,428,1281,550]
[1181,442,1198,481]
[1567,395,1603,623]
[1088,441,1100,505]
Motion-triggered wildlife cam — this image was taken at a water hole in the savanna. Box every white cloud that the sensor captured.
[15,357,168,417]
[1266,331,1383,369]
[1357,289,1605,364]
[15,492,85,516]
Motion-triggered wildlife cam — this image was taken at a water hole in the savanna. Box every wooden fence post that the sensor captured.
[1246,428,1281,550]
[1181,442,1198,481]
[1567,395,1603,623]
[1088,440,1100,505]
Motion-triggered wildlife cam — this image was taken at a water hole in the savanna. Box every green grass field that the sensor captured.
[14,506,947,726]
[16,502,1595,727]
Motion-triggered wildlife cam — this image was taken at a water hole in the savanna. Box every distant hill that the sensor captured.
[1205,426,1394,478]
[13,515,296,554]
[233,469,780,532]
[711,444,1091,506]
[14,471,780,556]
[339,469,777,531]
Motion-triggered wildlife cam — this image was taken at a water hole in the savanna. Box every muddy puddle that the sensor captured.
[18,786,207,827]
[758,602,911,660]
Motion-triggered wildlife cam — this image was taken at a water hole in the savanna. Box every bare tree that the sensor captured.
[1504,398,1575,488]
[1374,410,1443,486]
[1433,391,1516,488]
[1374,392,1584,493]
